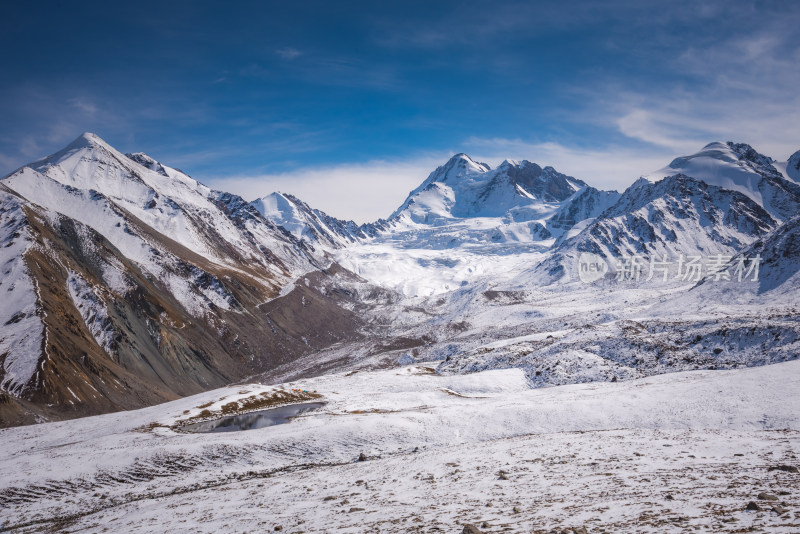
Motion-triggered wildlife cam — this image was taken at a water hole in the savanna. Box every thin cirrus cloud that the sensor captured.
[275,47,302,60]
[615,102,800,161]
[615,109,709,155]
[609,30,800,159]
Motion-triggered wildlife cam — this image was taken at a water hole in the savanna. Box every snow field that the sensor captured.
[1,360,798,532]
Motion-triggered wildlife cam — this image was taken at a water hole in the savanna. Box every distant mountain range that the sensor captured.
[1,133,798,426]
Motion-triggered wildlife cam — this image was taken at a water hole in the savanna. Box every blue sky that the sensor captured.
[1,0,798,221]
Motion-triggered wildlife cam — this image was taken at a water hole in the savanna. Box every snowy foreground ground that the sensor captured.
[2,362,799,533]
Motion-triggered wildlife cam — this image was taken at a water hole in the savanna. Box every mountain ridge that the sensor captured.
[2,134,799,427]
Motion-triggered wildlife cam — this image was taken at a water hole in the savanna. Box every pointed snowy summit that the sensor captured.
[427,153,492,184]
[390,152,594,224]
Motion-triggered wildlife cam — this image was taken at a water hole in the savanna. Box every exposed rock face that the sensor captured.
[547,186,620,234]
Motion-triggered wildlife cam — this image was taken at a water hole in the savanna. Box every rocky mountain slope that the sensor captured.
[784,149,800,182]
[251,192,387,250]
[531,174,778,284]
[668,213,800,312]
[0,134,385,426]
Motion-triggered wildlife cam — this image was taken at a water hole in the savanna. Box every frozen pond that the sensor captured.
[183,402,325,433]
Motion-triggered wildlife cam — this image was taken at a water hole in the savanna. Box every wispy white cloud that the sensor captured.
[614,98,800,160]
[607,28,800,160]
[615,110,704,154]
[275,47,302,60]
[68,98,98,117]
[17,136,43,159]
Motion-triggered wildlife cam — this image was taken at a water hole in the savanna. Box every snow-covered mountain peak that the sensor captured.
[17,133,187,189]
[498,160,587,200]
[69,131,107,149]
[0,134,317,271]
[251,191,387,248]
[725,141,776,168]
[390,153,593,225]
[663,141,774,173]
[427,153,491,185]
[20,132,210,199]
[447,152,490,172]
[530,170,780,285]
[26,132,111,170]
[497,159,519,169]
[628,176,650,191]
[252,192,302,233]
[643,141,800,221]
